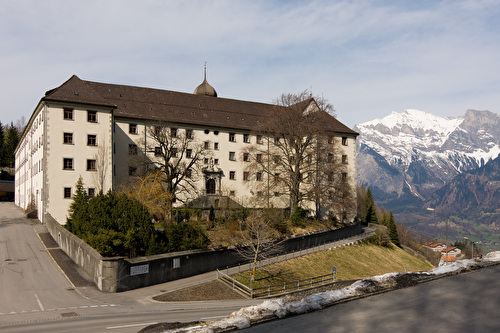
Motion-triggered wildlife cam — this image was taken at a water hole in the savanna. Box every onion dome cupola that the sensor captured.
[194,63,217,97]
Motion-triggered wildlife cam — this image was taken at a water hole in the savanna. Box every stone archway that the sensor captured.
[206,178,216,194]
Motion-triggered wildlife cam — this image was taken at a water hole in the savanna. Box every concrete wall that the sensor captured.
[116,224,361,291]
[46,212,362,292]
[44,214,123,292]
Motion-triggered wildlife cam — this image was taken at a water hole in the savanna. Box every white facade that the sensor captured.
[15,75,358,224]
[16,102,113,223]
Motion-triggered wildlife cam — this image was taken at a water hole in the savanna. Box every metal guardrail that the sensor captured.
[217,269,253,297]
[217,269,338,298]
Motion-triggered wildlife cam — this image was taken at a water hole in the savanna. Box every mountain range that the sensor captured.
[354,109,500,248]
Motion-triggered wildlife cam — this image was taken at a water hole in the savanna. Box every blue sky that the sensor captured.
[1,0,499,128]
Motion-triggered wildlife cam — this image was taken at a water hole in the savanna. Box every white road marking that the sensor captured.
[1,304,117,316]
[106,322,157,330]
[34,294,45,311]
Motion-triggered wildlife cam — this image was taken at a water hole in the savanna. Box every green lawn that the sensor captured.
[232,243,434,289]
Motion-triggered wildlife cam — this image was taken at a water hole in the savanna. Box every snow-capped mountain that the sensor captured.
[354,109,500,205]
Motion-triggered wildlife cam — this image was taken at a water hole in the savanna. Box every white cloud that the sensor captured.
[1,0,499,127]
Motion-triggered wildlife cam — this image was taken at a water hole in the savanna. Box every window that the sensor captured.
[87,159,96,171]
[154,126,162,136]
[63,108,73,120]
[328,153,334,163]
[186,169,192,178]
[63,158,73,170]
[214,158,219,165]
[229,171,236,180]
[243,153,250,162]
[229,151,236,161]
[214,130,219,135]
[154,146,162,156]
[342,172,348,182]
[274,192,280,197]
[229,133,236,142]
[273,155,280,163]
[230,190,235,196]
[63,133,73,144]
[87,134,97,146]
[214,142,219,150]
[274,173,280,182]
[342,137,348,146]
[88,188,95,197]
[204,129,210,134]
[257,191,263,197]
[64,187,72,198]
[328,171,334,181]
[256,172,262,181]
[128,166,137,176]
[243,171,249,181]
[256,154,262,163]
[256,135,263,144]
[243,134,250,143]
[204,141,210,149]
[171,128,177,138]
[129,144,138,155]
[204,158,209,164]
[186,129,193,139]
[87,110,97,123]
[342,155,348,164]
[171,148,178,157]
[186,149,192,158]
[129,123,137,134]
[274,137,280,144]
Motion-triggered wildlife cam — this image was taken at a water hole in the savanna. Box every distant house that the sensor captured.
[424,242,447,252]
[441,246,461,256]
[439,255,457,266]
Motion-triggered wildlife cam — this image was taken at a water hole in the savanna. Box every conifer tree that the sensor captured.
[362,188,378,223]
[0,121,4,165]
[388,212,400,247]
[66,176,89,235]
[2,123,19,168]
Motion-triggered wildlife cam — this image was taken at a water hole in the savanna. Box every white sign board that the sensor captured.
[130,264,149,276]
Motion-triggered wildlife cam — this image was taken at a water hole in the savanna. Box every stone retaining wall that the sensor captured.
[45,214,363,292]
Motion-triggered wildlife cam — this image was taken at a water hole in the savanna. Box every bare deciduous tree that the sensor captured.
[243,90,352,220]
[129,123,209,224]
[92,144,109,193]
[235,211,283,287]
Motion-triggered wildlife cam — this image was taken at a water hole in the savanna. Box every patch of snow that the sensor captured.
[484,251,500,260]
[171,253,500,332]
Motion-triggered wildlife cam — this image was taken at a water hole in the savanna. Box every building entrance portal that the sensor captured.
[206,178,216,194]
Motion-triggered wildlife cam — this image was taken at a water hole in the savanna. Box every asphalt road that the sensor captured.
[0,203,108,315]
[242,264,500,333]
[0,202,260,333]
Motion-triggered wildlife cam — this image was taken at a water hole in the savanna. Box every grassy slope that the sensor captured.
[232,243,434,289]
